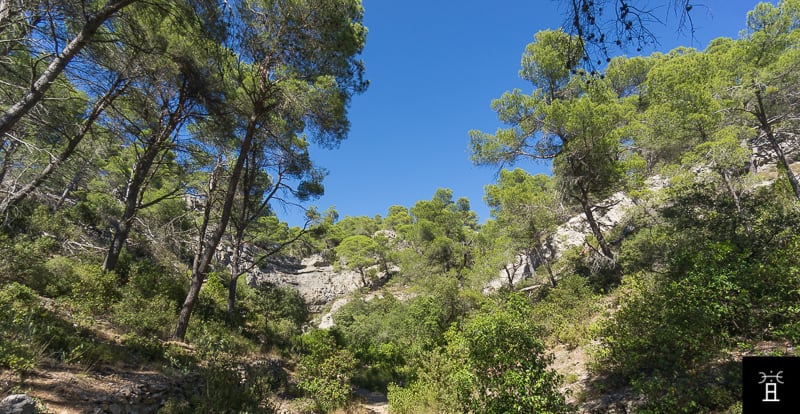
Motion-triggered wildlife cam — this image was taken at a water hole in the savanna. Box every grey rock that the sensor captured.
[248,254,378,312]
[0,394,38,414]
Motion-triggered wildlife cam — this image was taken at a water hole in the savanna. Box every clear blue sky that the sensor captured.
[284,0,772,227]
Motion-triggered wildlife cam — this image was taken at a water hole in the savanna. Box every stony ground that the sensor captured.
[1,364,186,414]
[2,364,391,414]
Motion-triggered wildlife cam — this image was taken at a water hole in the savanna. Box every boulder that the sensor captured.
[0,394,38,414]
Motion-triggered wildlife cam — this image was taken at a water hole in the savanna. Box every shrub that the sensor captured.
[163,342,198,372]
[112,291,177,338]
[445,294,568,413]
[0,283,42,373]
[192,272,228,322]
[194,351,268,413]
[0,283,119,372]
[30,204,77,241]
[186,319,254,360]
[388,380,447,414]
[69,263,120,313]
[297,329,357,412]
[389,294,568,414]
[530,274,599,348]
[244,283,309,348]
[0,235,56,292]
[596,244,754,411]
[120,334,164,361]
[43,256,81,297]
[386,349,460,414]
[124,259,186,304]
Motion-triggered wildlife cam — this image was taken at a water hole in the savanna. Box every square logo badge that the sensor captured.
[743,356,800,413]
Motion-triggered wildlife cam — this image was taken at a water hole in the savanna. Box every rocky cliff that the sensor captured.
[246,254,388,313]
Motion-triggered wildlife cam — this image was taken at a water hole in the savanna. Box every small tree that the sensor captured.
[446,294,568,413]
[470,30,638,277]
[485,169,562,287]
[335,235,379,286]
[297,329,357,413]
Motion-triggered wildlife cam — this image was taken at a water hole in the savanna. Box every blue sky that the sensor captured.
[284,0,772,227]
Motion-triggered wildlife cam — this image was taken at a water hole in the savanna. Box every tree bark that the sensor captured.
[0,78,125,216]
[578,186,614,261]
[227,149,258,317]
[575,185,622,280]
[173,111,259,341]
[226,229,245,318]
[533,246,557,288]
[720,169,754,238]
[102,131,173,272]
[102,152,156,272]
[504,254,525,288]
[103,81,188,272]
[754,89,800,201]
[503,265,515,288]
[0,0,137,137]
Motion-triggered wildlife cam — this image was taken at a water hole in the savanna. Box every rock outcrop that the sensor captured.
[484,177,672,292]
[248,254,389,312]
[0,395,38,414]
[552,190,635,254]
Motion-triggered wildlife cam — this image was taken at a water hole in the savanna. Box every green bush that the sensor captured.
[0,282,119,371]
[388,294,567,413]
[552,245,618,290]
[596,243,761,412]
[112,291,177,338]
[0,283,42,373]
[69,263,120,313]
[43,256,81,297]
[120,333,165,361]
[386,349,460,414]
[125,259,186,304]
[186,318,255,362]
[388,380,449,414]
[297,329,357,412]
[445,294,568,413]
[194,351,268,413]
[159,398,192,414]
[530,274,599,348]
[163,342,198,372]
[192,272,229,322]
[244,283,309,348]
[30,204,78,241]
[0,235,56,292]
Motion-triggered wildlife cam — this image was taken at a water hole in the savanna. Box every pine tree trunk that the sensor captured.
[578,188,614,261]
[174,265,204,340]
[577,186,622,281]
[0,0,136,137]
[227,234,244,318]
[720,170,754,237]
[102,135,163,272]
[755,89,800,201]
[227,274,239,318]
[172,112,258,341]
[103,218,131,272]
[533,246,557,288]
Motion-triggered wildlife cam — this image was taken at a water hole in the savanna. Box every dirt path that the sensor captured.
[1,364,184,414]
[355,387,389,414]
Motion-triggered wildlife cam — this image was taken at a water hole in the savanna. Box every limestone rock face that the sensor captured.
[318,295,352,329]
[485,177,668,292]
[248,254,371,313]
[553,190,635,255]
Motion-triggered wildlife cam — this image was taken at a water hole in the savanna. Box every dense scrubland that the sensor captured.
[2,0,800,413]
